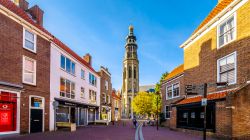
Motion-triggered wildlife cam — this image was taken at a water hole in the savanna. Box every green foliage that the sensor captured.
[155,72,169,93]
[151,93,162,114]
[159,113,166,124]
[132,92,153,115]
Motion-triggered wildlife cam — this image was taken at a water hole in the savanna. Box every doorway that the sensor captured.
[29,96,44,133]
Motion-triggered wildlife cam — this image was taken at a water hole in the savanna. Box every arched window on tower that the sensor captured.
[134,67,136,79]
[123,68,126,79]
[129,66,132,78]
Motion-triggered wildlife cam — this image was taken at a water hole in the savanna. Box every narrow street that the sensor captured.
[1,120,216,140]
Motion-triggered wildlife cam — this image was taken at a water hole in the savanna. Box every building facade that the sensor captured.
[122,26,139,118]
[111,90,122,121]
[0,0,52,134]
[160,64,185,127]
[169,0,250,139]
[49,41,101,130]
[98,66,112,122]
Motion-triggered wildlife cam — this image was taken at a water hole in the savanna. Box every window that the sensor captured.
[30,96,43,108]
[166,82,180,100]
[105,80,108,90]
[80,87,85,98]
[107,95,110,104]
[218,14,236,48]
[23,29,36,52]
[167,86,172,99]
[173,83,180,97]
[165,106,170,119]
[129,66,132,78]
[60,77,75,99]
[23,56,36,85]
[81,69,85,79]
[60,55,75,75]
[134,67,136,79]
[217,52,236,85]
[102,93,106,103]
[89,90,97,102]
[89,73,97,86]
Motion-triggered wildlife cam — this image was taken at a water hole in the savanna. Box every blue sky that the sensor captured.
[29,0,217,89]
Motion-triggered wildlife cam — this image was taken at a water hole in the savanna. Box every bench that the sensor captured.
[56,122,76,132]
[94,120,109,125]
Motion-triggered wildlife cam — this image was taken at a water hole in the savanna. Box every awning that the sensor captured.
[55,98,99,108]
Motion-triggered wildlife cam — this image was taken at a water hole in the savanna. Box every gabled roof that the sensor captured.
[176,88,237,105]
[192,0,234,35]
[112,90,121,100]
[0,0,97,74]
[165,64,184,81]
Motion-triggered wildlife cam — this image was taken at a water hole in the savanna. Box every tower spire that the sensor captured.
[129,25,134,36]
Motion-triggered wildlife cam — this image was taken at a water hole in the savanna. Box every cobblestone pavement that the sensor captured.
[1,120,216,140]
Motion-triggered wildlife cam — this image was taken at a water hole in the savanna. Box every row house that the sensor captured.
[161,0,250,139]
[98,66,112,122]
[0,0,101,134]
[160,64,184,127]
[111,90,122,121]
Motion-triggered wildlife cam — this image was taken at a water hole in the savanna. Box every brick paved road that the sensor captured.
[1,120,217,140]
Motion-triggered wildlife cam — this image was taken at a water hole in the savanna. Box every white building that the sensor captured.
[49,39,100,131]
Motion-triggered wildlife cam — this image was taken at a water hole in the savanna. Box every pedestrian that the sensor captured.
[133,117,137,128]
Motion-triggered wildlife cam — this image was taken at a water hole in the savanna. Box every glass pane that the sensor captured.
[220,23,227,35]
[31,97,43,108]
[71,63,75,75]
[228,70,235,83]
[60,78,65,93]
[220,73,227,82]
[66,80,70,94]
[60,55,65,69]
[25,30,34,41]
[25,58,34,71]
[81,70,84,79]
[227,17,234,30]
[219,36,225,47]
[227,54,235,64]
[66,58,71,73]
[25,40,34,50]
[24,73,33,83]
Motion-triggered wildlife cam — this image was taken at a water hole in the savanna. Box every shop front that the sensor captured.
[101,106,111,122]
[0,90,20,135]
[55,98,98,126]
[176,102,215,131]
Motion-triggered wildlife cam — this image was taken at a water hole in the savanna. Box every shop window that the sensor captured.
[191,112,195,119]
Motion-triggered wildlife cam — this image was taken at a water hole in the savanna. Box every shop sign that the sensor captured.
[201,98,207,106]
[0,104,12,125]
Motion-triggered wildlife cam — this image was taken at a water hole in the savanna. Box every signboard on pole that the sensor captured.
[201,98,207,106]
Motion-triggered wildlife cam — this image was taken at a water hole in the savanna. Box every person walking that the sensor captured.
[133,116,137,128]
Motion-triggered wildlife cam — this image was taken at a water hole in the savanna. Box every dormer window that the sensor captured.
[218,13,236,48]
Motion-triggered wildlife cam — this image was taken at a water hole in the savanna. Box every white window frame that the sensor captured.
[23,28,37,53]
[59,77,75,99]
[165,105,170,119]
[166,82,180,100]
[22,56,36,85]
[60,54,76,76]
[217,13,237,49]
[80,87,85,99]
[217,51,237,85]
[81,69,85,80]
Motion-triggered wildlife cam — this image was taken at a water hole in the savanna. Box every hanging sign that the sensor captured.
[201,98,207,106]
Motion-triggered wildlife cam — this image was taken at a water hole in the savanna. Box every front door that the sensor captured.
[30,109,43,133]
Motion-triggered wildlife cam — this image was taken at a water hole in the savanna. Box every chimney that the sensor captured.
[218,0,223,3]
[16,0,29,11]
[83,53,92,66]
[28,5,44,26]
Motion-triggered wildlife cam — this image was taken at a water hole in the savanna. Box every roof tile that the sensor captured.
[165,64,184,81]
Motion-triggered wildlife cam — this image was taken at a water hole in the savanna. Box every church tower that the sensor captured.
[122,25,139,118]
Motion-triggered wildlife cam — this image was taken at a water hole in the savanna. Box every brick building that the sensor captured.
[167,0,250,139]
[0,0,102,134]
[160,64,185,127]
[111,90,122,121]
[98,66,112,122]
[0,0,52,134]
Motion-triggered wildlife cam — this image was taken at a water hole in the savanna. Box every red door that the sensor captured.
[0,103,15,132]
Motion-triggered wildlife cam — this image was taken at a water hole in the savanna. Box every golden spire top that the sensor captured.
[129,25,134,35]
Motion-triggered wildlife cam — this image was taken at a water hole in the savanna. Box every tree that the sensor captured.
[132,92,153,115]
[151,93,162,115]
[155,72,169,93]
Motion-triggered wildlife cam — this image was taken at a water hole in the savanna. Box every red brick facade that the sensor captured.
[0,10,50,134]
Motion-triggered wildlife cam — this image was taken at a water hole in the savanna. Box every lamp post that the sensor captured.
[156,91,159,131]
